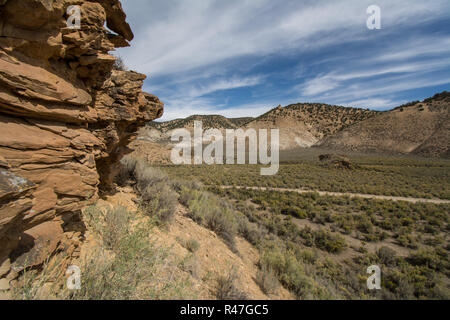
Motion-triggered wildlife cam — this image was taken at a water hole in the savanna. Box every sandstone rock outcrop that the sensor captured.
[0,0,163,280]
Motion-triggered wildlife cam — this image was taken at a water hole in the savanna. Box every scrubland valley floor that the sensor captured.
[150,147,449,299]
[10,146,449,300]
[10,160,292,300]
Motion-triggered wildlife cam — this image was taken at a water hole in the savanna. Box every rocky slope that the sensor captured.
[0,0,163,286]
[144,105,376,150]
[148,115,252,132]
[245,104,378,150]
[142,115,253,145]
[317,92,450,158]
[147,96,449,158]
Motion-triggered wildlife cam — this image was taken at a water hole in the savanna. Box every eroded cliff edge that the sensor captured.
[0,0,163,281]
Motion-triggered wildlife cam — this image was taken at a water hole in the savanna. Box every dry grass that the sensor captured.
[216,267,248,300]
[255,265,280,295]
[12,204,196,300]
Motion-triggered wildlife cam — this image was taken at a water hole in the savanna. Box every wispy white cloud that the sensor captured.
[120,0,450,77]
[152,74,265,120]
[119,0,450,119]
[302,76,339,96]
[313,76,450,110]
[341,98,400,110]
[374,36,450,62]
[188,76,263,98]
[300,56,450,99]
[158,97,278,121]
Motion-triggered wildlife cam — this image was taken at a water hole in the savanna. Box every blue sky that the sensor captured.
[117,0,450,121]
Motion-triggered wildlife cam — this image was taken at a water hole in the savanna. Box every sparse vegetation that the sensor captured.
[217,187,449,248]
[216,267,248,300]
[84,205,130,250]
[255,265,280,295]
[117,156,178,224]
[249,102,378,138]
[73,205,194,300]
[19,154,444,300]
[299,227,347,253]
[177,237,201,253]
[113,56,127,71]
[179,185,238,251]
[13,204,195,300]
[158,154,450,199]
[152,156,450,300]
[141,181,178,224]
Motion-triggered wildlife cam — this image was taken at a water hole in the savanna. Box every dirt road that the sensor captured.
[221,186,450,204]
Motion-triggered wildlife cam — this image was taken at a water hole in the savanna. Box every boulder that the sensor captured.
[318,154,354,169]
[0,278,10,291]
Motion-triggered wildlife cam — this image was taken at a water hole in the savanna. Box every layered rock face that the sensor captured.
[0,0,163,281]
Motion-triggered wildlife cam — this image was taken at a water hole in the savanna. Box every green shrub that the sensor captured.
[407,249,447,272]
[299,227,347,253]
[185,238,200,253]
[135,163,169,192]
[15,205,195,300]
[377,246,397,266]
[236,216,265,246]
[141,181,178,224]
[259,245,318,299]
[256,265,280,295]
[181,187,238,250]
[396,233,419,249]
[73,224,193,300]
[79,205,195,299]
[84,205,130,251]
[205,207,237,247]
[118,159,178,225]
[281,206,308,219]
[216,268,248,300]
[115,155,139,186]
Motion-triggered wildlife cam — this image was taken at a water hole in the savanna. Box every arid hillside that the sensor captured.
[149,115,252,132]
[245,104,378,150]
[318,92,450,158]
[144,104,377,150]
[141,115,254,147]
[146,94,449,158]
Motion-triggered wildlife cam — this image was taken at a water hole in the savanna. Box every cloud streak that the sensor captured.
[188,76,263,98]
[118,0,450,120]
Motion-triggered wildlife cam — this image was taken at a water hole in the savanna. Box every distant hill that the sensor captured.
[317,91,450,158]
[228,117,254,127]
[147,104,376,150]
[245,103,378,149]
[143,92,450,158]
[148,114,249,132]
[143,115,254,143]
